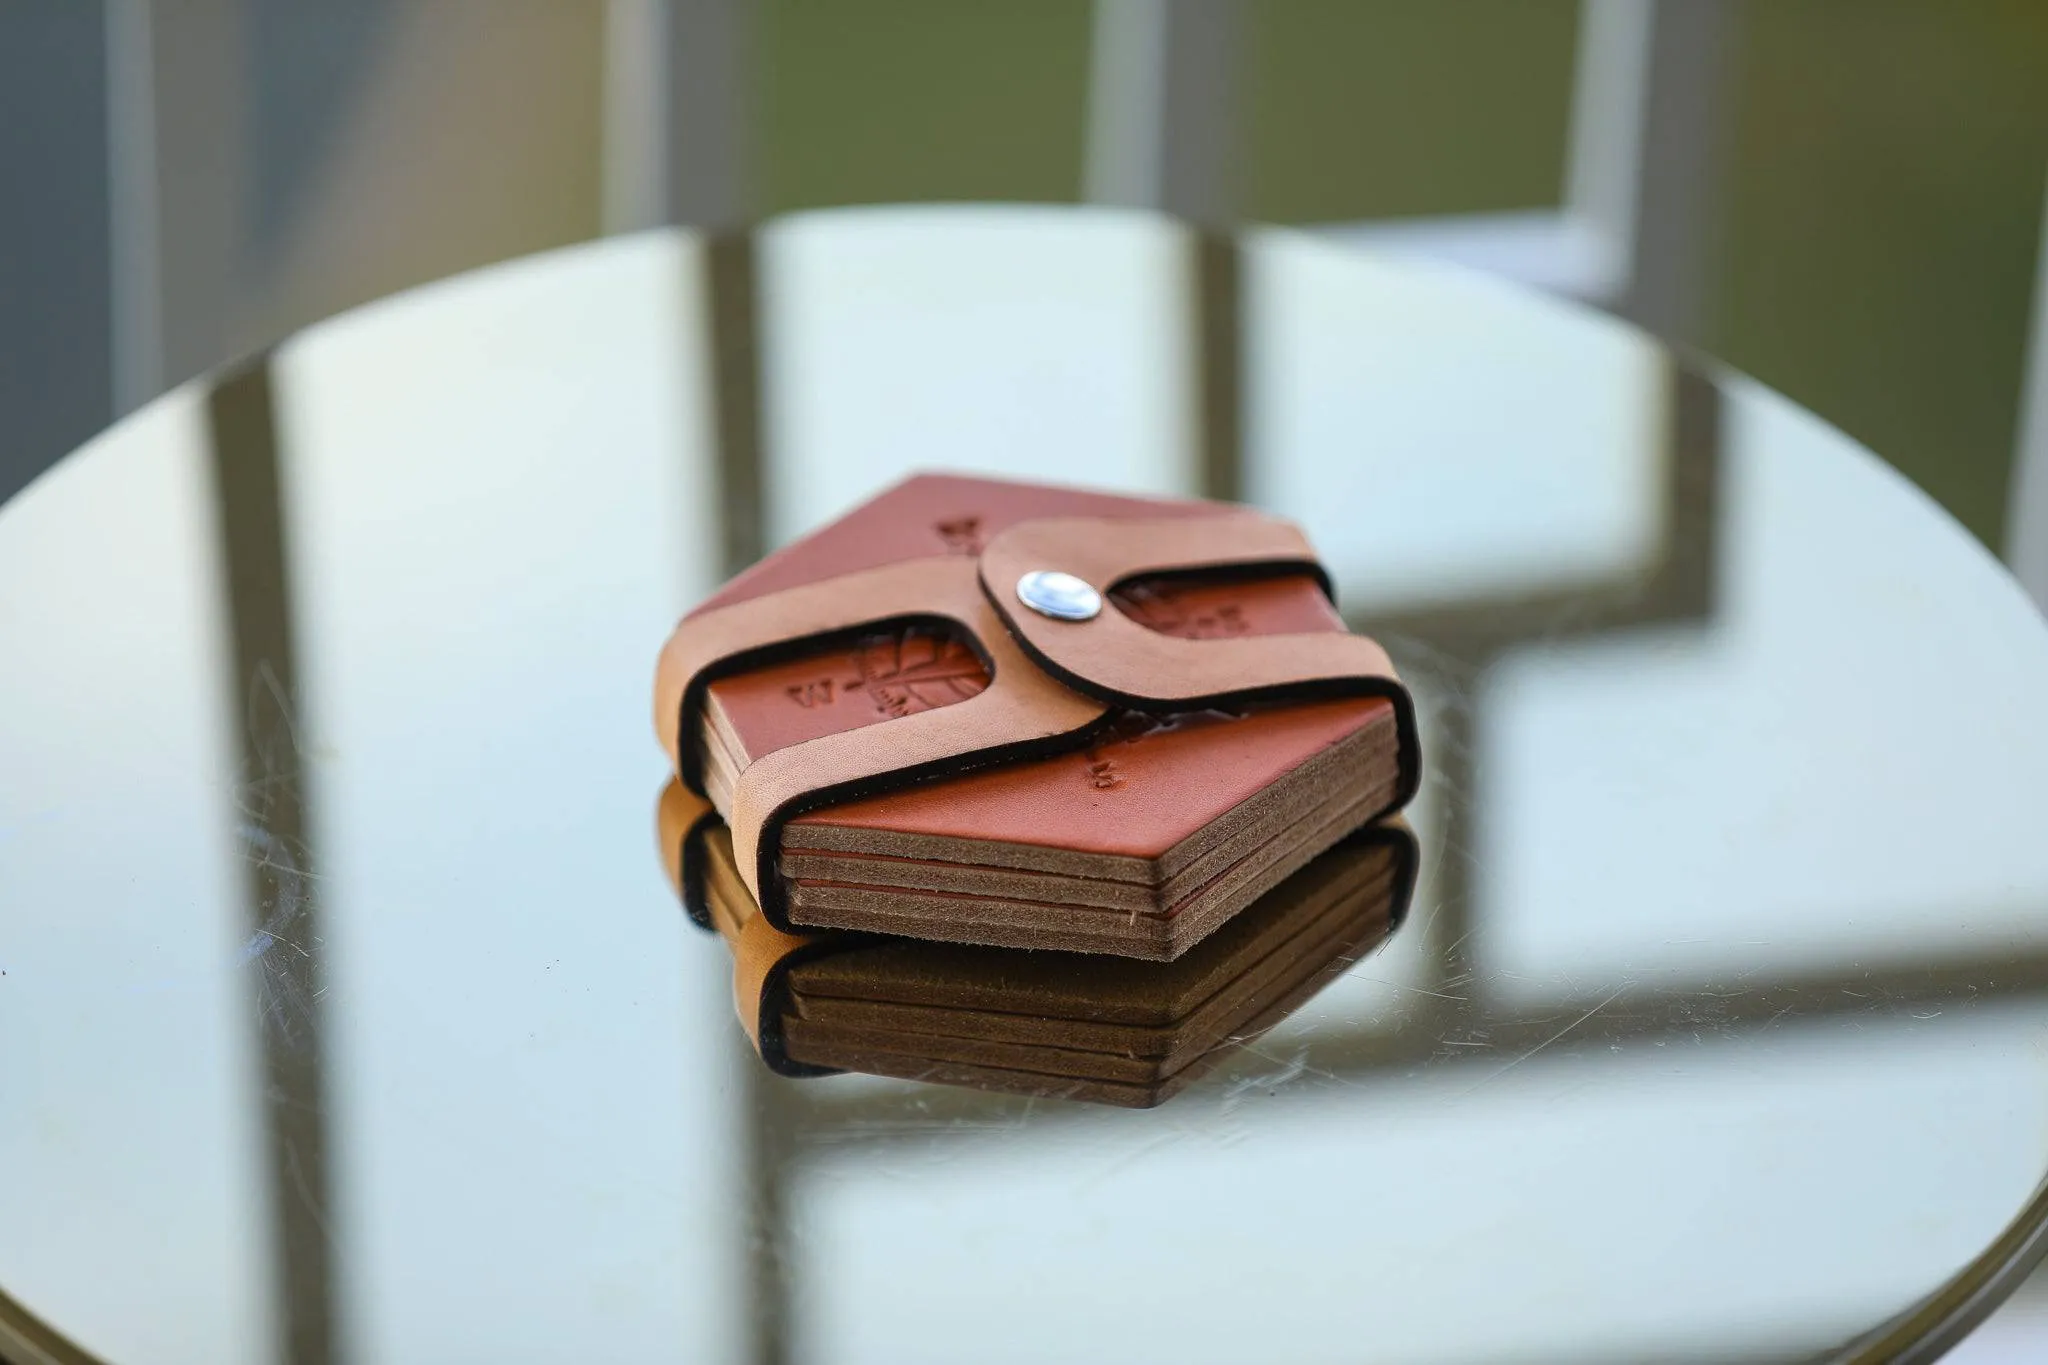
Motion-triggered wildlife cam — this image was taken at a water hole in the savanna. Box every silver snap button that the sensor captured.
[1016,569,1102,622]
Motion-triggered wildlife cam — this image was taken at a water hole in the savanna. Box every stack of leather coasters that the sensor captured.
[658,782,1417,1107]
[653,474,1423,1104]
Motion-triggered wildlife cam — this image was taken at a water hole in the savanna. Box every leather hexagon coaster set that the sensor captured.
[657,782,1419,1108]
[653,473,1421,962]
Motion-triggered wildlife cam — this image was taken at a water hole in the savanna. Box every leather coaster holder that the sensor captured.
[654,500,1421,937]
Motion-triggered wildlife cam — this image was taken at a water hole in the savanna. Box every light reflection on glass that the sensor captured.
[0,393,274,1365]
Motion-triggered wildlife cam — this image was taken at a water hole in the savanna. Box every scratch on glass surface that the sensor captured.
[237,820,322,1053]
[1077,1121,1207,1191]
[284,1137,336,1241]
[798,1106,1039,1151]
[1220,1049,1310,1104]
[251,660,307,762]
[1456,983,1631,1099]
[230,664,327,1055]
[1669,995,1731,1027]
[1077,1051,1340,1191]
[1347,976,1470,1002]
[1224,1036,1369,1096]
[1438,925,1480,959]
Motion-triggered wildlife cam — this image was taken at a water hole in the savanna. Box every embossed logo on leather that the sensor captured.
[785,679,837,709]
[1085,756,1125,790]
[855,630,988,719]
[1075,709,1247,791]
[1111,579,1253,639]
[934,515,985,555]
[777,628,989,723]
[850,628,989,720]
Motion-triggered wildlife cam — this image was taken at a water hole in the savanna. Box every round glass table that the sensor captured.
[6,207,2048,1365]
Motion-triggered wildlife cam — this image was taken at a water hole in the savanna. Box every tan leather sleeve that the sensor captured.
[654,553,1111,925]
[726,596,1107,911]
[731,914,813,1054]
[671,796,846,1075]
[656,556,984,780]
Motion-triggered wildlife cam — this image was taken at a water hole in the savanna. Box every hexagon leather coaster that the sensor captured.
[657,782,1418,1109]
[656,474,1418,960]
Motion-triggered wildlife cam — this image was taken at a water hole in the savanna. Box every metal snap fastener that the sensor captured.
[1015,569,1102,622]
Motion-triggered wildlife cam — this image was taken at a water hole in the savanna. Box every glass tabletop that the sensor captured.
[6,206,2048,1365]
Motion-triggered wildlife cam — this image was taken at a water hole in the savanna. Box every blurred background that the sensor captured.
[5,0,2048,613]
[7,4,2048,1361]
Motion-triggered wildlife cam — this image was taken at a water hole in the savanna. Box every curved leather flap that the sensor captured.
[978,512,1422,805]
[977,513,1396,707]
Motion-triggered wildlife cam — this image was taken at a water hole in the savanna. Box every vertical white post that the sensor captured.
[105,0,161,414]
[603,0,672,235]
[105,0,245,412]
[1571,0,1735,344]
[1084,0,1236,225]
[606,0,748,231]
[2007,174,2048,611]
[1560,0,1653,305]
[667,0,750,230]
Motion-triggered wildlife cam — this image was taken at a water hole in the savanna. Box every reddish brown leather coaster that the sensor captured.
[654,473,1418,959]
[657,782,1418,1108]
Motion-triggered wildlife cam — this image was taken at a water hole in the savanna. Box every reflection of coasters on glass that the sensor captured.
[656,782,1418,1109]
[653,473,1421,961]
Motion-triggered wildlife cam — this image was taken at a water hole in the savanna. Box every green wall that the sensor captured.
[759,0,1093,210]
[1711,0,2048,550]
[754,0,2048,551]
